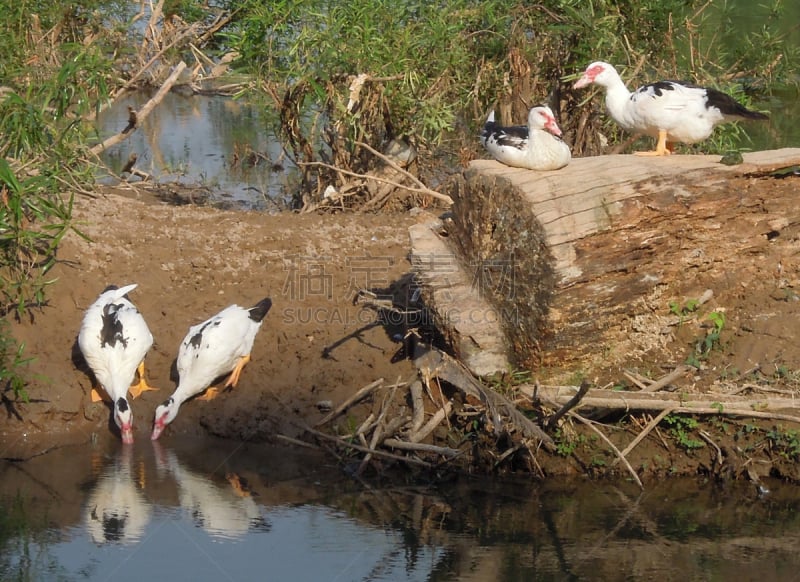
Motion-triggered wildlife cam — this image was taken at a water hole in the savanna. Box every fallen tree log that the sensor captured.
[412,149,800,377]
[523,384,800,422]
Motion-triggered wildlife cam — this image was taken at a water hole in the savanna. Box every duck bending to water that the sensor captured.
[151,297,273,440]
[78,284,157,444]
[573,61,768,156]
[480,105,571,171]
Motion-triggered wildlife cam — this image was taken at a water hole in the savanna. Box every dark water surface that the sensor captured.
[96,90,296,211]
[3,436,800,581]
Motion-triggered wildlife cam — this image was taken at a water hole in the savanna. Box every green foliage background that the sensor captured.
[232,0,796,162]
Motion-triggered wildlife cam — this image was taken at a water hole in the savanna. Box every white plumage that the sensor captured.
[480,105,571,171]
[573,61,768,156]
[151,297,272,440]
[84,446,151,545]
[78,284,155,444]
[153,444,264,539]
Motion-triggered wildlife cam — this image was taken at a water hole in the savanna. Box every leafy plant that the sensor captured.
[661,414,705,451]
[554,429,584,457]
[685,310,727,367]
[696,311,726,357]
[669,298,700,327]
[0,318,32,402]
[486,368,534,396]
[0,159,89,317]
[766,426,800,461]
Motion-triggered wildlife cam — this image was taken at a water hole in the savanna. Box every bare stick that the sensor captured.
[698,429,723,468]
[623,369,649,390]
[357,384,397,474]
[297,160,453,205]
[611,408,674,467]
[275,433,321,450]
[525,384,800,419]
[409,401,453,443]
[358,423,383,475]
[314,378,384,427]
[415,346,554,450]
[409,380,425,434]
[672,407,800,424]
[355,412,376,437]
[355,140,444,200]
[570,412,644,490]
[640,365,691,392]
[383,438,461,458]
[302,425,433,468]
[89,61,188,156]
[546,379,590,430]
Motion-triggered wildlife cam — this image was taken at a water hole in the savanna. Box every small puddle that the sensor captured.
[96,90,298,211]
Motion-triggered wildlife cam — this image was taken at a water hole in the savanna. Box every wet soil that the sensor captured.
[1,185,425,459]
[4,176,800,485]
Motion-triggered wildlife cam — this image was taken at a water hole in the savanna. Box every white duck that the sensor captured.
[573,61,769,156]
[78,284,157,444]
[151,297,273,440]
[480,105,571,171]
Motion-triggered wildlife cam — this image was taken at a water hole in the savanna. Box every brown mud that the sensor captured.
[4,177,800,487]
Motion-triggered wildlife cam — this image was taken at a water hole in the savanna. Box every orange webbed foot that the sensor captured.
[633,129,671,156]
[129,362,158,399]
[197,386,220,401]
[224,355,252,390]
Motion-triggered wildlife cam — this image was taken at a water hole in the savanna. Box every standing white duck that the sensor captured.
[573,61,768,156]
[480,105,571,171]
[151,297,273,440]
[78,284,157,444]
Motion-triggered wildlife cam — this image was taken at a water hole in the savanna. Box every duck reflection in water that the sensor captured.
[152,441,269,539]
[84,445,151,545]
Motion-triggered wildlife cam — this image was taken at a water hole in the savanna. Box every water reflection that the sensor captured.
[151,442,268,540]
[84,446,150,546]
[4,438,800,581]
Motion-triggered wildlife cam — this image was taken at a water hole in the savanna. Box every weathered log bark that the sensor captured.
[416,149,800,373]
[524,384,800,416]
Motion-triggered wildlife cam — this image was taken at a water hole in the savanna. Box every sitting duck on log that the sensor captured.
[573,61,769,156]
[481,105,571,171]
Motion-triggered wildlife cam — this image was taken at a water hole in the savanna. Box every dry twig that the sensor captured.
[611,409,674,467]
[314,378,384,427]
[546,379,590,430]
[570,412,644,490]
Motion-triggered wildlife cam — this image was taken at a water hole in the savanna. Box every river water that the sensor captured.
[3,435,800,581]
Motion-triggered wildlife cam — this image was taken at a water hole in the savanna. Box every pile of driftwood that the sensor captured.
[294,342,553,475]
[296,139,453,213]
[282,330,800,489]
